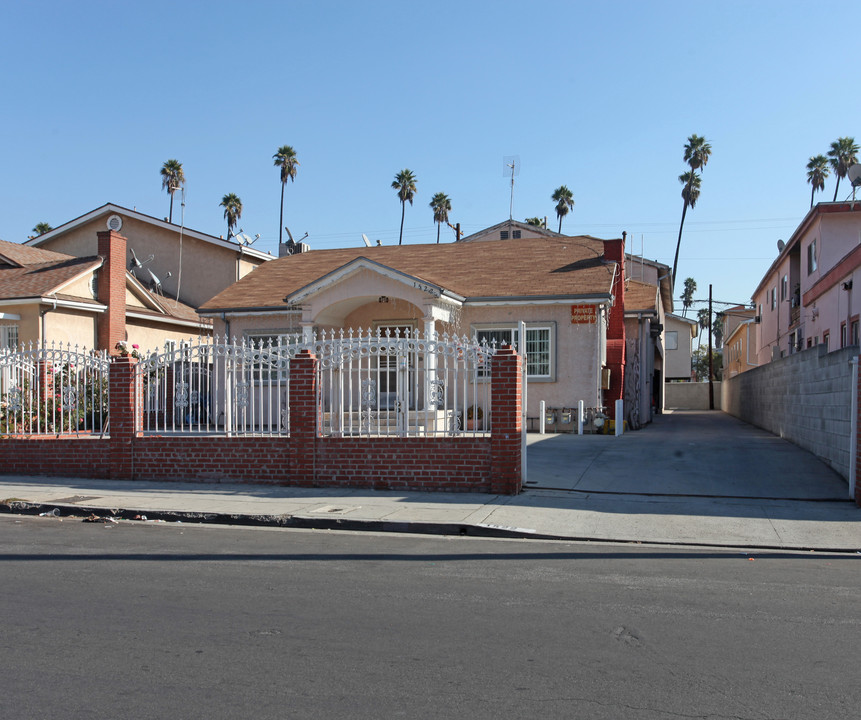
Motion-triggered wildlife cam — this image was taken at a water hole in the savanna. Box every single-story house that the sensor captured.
[199,222,629,422]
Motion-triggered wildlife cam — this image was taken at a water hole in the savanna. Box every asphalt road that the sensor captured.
[2,516,860,719]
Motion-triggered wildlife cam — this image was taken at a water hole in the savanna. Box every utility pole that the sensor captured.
[708,283,714,410]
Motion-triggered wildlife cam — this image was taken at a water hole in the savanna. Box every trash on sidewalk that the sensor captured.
[82,514,118,524]
[38,508,60,517]
[132,514,148,521]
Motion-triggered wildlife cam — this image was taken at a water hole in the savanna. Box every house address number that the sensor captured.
[413,281,440,297]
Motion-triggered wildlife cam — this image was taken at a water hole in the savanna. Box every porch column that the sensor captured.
[423,314,437,409]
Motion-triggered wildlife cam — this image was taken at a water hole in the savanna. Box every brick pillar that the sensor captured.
[97,230,128,355]
[109,356,141,479]
[289,350,318,483]
[603,236,626,421]
[491,346,522,495]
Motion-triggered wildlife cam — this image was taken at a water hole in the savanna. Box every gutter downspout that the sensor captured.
[850,355,858,501]
[40,295,58,345]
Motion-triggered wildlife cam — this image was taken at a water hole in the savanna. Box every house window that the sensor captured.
[0,325,18,350]
[771,287,776,310]
[852,318,860,346]
[781,275,788,301]
[512,230,522,239]
[500,231,510,240]
[665,330,678,350]
[841,322,847,348]
[807,239,817,274]
[245,331,300,381]
[474,324,554,379]
[822,331,829,351]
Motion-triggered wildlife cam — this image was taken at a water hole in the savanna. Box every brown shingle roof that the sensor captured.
[131,288,212,325]
[0,256,102,300]
[0,238,75,267]
[201,236,616,311]
[624,280,659,313]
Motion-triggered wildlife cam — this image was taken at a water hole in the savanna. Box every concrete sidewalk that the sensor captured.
[1,475,858,553]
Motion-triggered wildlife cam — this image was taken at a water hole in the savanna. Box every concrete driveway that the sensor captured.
[525,410,851,500]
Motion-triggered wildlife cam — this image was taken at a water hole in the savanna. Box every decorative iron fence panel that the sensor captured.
[136,337,293,436]
[0,342,110,436]
[314,328,496,437]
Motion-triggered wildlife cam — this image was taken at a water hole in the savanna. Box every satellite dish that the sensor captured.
[777,239,786,252]
[848,164,861,187]
[362,233,371,247]
[107,214,123,232]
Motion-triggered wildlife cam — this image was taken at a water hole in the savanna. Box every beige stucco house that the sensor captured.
[663,313,697,380]
[199,222,629,420]
[0,234,208,353]
[25,203,273,311]
[751,202,861,363]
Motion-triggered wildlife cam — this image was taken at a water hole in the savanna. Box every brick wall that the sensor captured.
[0,346,524,494]
[96,230,128,354]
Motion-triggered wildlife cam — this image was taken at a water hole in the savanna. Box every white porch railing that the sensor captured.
[136,337,294,436]
[314,328,496,437]
[0,342,110,436]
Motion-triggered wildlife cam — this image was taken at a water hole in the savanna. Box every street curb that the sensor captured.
[2,499,859,555]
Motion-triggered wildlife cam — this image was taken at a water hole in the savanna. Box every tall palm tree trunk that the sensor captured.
[279,182,285,244]
[558,216,562,233]
[833,178,840,202]
[436,222,440,244]
[169,193,174,224]
[399,201,406,245]
[811,186,815,209]
[672,201,689,291]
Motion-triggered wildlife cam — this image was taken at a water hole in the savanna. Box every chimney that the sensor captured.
[96,230,128,354]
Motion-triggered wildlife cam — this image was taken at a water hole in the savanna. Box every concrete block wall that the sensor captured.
[665,382,723,410]
[722,344,857,483]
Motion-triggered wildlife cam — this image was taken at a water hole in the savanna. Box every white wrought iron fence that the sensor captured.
[0,342,110,436]
[136,337,294,436]
[314,328,496,437]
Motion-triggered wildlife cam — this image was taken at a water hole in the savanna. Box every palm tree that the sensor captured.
[32,222,53,236]
[429,192,451,244]
[827,137,859,201]
[219,193,243,239]
[696,307,711,348]
[273,145,299,245]
[551,185,574,233]
[681,277,697,317]
[806,155,830,209]
[671,134,711,289]
[525,217,544,227]
[392,169,417,245]
[160,159,185,223]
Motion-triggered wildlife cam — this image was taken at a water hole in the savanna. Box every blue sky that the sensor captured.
[2,0,859,313]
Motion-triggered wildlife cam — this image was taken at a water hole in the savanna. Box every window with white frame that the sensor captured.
[807,239,817,274]
[665,330,678,350]
[473,324,554,379]
[781,275,788,301]
[0,325,18,350]
[771,287,776,310]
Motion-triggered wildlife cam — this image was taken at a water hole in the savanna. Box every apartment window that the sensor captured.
[852,318,860,346]
[771,287,776,310]
[822,331,830,351]
[0,325,19,350]
[807,239,817,274]
[841,322,847,348]
[781,275,788,301]
[665,330,678,350]
[474,325,554,379]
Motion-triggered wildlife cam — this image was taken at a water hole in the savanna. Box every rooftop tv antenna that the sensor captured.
[503,155,520,220]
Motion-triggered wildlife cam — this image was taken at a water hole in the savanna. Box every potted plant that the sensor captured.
[466,405,484,431]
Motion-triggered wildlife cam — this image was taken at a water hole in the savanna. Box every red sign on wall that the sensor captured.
[571,304,597,324]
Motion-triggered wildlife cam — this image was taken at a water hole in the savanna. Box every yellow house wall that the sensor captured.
[43,309,98,347]
[0,303,42,346]
[58,273,97,300]
[126,320,211,354]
